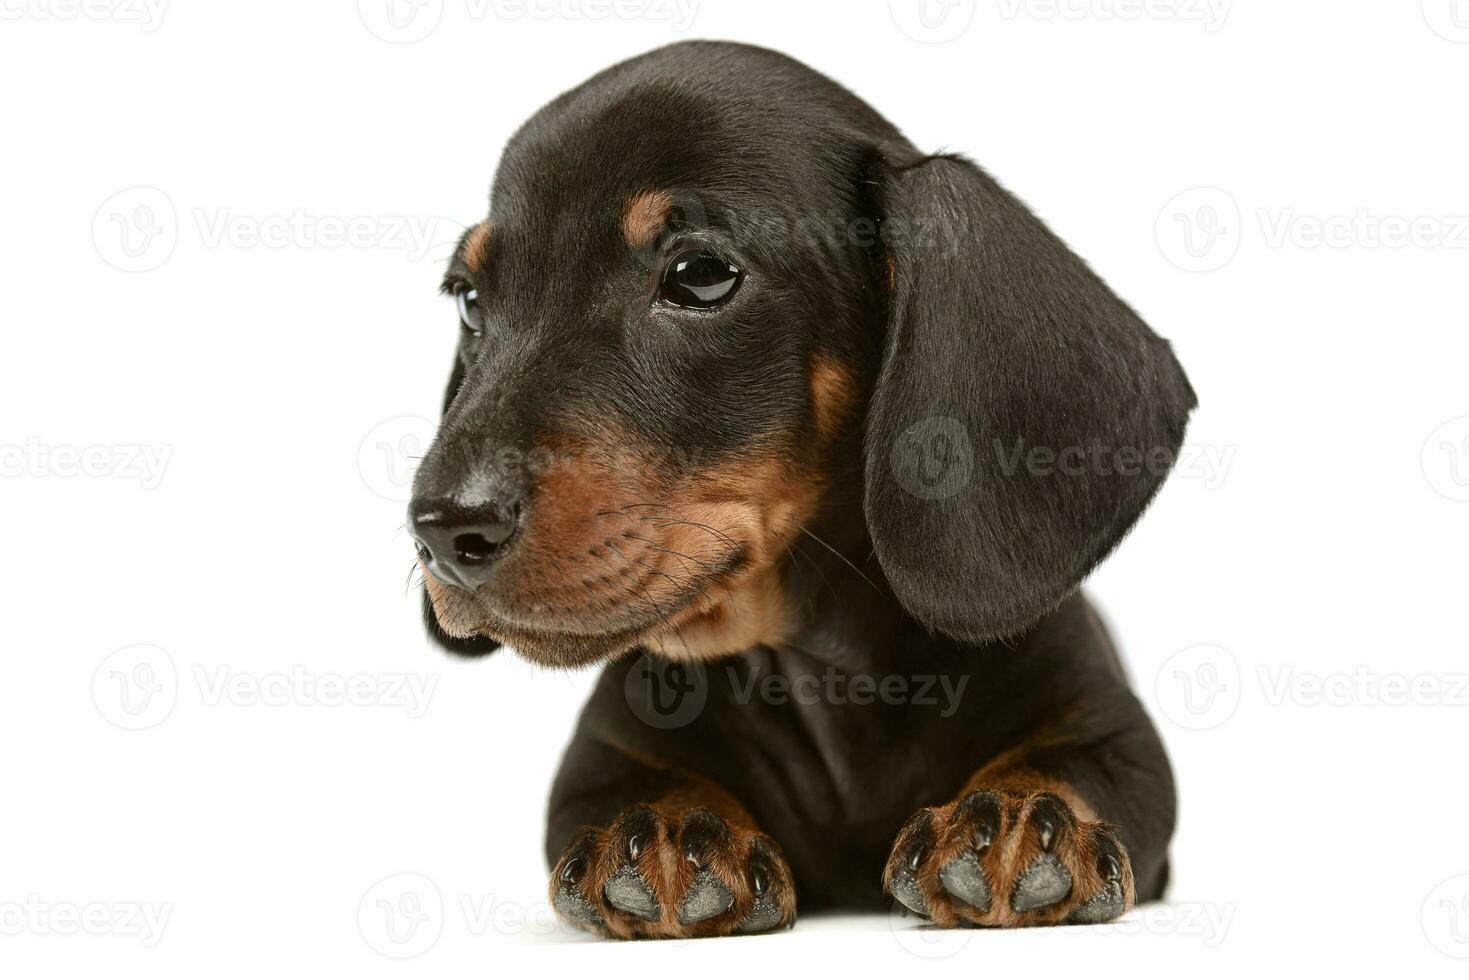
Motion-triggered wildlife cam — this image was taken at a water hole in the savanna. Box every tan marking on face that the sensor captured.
[808,354,856,443]
[461,222,491,272]
[421,423,829,665]
[883,252,897,292]
[622,190,673,249]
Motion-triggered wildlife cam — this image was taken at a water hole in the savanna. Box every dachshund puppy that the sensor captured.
[409,41,1195,939]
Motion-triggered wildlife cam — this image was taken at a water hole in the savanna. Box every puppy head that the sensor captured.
[412,43,882,667]
[411,41,1194,667]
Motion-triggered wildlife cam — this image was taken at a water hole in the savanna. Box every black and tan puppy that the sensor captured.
[409,41,1195,939]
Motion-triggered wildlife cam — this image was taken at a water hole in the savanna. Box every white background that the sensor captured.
[3,0,1468,975]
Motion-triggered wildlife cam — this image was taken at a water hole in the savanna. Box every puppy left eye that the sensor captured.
[659,250,743,309]
[455,287,483,337]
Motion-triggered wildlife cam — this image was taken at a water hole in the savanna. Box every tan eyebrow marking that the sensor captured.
[621,190,673,249]
[461,222,492,272]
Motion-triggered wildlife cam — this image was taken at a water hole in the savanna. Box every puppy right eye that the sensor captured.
[455,287,483,338]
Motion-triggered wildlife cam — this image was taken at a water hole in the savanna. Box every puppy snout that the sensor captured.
[409,491,523,591]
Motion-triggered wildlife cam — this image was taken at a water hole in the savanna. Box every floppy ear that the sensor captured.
[421,355,500,658]
[864,151,1196,643]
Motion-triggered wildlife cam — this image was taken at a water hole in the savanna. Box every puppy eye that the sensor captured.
[659,250,742,309]
[455,287,483,337]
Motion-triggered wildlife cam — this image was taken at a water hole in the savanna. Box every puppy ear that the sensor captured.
[421,354,500,657]
[864,152,1196,643]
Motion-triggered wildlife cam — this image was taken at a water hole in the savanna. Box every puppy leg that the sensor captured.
[546,740,795,939]
[883,723,1174,927]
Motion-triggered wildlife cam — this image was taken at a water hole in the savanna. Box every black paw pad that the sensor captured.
[1067,881,1125,924]
[938,852,991,912]
[678,870,734,924]
[736,898,784,933]
[1069,836,1127,924]
[553,886,603,926]
[1011,854,1072,912]
[604,866,660,920]
[889,812,935,916]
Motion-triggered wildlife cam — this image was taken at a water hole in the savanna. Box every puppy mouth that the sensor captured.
[422,550,748,668]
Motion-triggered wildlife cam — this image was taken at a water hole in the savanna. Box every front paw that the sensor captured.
[883,789,1135,927]
[549,804,796,939]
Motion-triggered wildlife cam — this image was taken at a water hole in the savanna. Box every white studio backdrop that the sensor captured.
[2,1,1467,976]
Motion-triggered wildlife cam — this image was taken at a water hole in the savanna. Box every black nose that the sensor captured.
[408,493,522,591]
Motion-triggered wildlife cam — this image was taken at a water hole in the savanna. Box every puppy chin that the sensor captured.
[422,572,645,669]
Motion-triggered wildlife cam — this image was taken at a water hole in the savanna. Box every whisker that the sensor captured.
[799,526,884,596]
